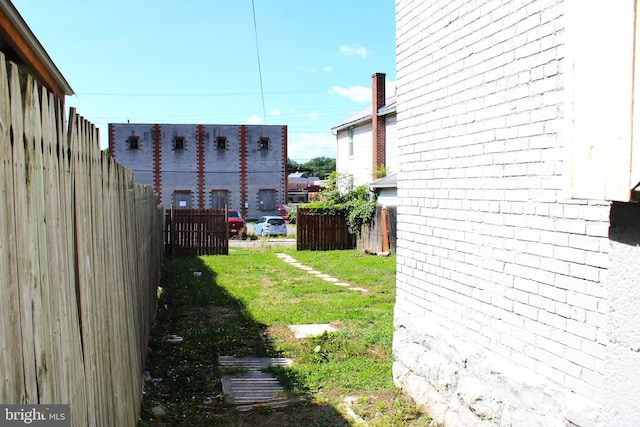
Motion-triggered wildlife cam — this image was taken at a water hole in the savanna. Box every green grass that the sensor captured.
[138,248,430,426]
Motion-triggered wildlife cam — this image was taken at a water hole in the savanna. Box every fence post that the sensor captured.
[381,207,389,252]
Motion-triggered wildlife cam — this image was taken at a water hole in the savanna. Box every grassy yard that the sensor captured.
[138,247,430,426]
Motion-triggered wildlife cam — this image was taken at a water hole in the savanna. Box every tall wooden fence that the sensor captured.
[296,208,356,250]
[359,205,397,254]
[0,54,164,426]
[165,208,228,255]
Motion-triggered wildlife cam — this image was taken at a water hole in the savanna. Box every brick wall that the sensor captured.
[109,123,287,219]
[394,0,640,425]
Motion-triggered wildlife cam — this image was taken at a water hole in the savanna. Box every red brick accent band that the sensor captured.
[108,123,115,158]
[282,125,288,203]
[196,125,206,208]
[371,73,386,179]
[239,125,248,218]
[152,124,162,204]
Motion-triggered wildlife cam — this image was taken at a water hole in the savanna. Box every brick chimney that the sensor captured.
[372,73,386,180]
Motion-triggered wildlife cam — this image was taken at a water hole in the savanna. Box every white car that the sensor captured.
[254,216,287,237]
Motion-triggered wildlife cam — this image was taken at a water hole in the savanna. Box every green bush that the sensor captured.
[304,172,377,236]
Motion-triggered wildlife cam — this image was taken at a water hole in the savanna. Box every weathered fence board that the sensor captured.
[165,208,228,255]
[0,53,24,404]
[296,208,356,250]
[359,205,397,254]
[0,51,163,427]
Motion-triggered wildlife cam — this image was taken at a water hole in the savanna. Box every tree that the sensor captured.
[287,158,301,173]
[302,157,335,179]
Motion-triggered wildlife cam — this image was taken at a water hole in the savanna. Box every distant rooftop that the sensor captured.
[331,95,397,133]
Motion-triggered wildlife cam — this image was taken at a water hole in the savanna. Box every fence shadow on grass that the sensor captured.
[138,256,350,426]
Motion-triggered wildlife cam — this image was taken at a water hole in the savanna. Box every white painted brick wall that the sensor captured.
[393,0,640,425]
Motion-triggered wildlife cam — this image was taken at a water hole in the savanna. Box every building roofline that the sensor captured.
[370,173,397,189]
[331,95,397,134]
[0,0,73,98]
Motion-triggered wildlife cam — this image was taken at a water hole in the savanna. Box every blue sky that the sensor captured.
[12,1,396,163]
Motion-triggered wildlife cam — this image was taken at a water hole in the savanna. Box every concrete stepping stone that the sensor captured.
[275,252,367,293]
[288,323,338,339]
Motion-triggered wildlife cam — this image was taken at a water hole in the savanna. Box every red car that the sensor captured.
[228,209,246,237]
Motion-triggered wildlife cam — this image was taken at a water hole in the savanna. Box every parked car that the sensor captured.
[228,210,246,237]
[254,216,287,237]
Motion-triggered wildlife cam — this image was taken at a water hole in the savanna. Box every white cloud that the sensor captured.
[270,108,281,116]
[339,44,371,59]
[247,115,264,124]
[329,85,371,103]
[296,111,319,121]
[307,66,333,75]
[288,132,336,163]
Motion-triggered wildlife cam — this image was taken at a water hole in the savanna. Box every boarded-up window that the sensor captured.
[216,136,227,150]
[258,189,276,211]
[565,0,638,201]
[174,190,192,209]
[128,135,139,150]
[211,190,229,209]
[174,136,185,150]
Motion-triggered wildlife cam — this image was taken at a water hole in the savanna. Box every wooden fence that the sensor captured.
[0,54,164,426]
[296,208,356,250]
[359,205,397,254]
[165,208,228,255]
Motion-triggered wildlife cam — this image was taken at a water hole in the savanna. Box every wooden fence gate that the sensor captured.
[296,208,356,250]
[165,208,228,255]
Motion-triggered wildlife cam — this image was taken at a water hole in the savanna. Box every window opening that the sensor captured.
[348,127,354,157]
[174,136,185,150]
[128,135,140,150]
[211,190,229,209]
[173,190,191,209]
[258,189,276,210]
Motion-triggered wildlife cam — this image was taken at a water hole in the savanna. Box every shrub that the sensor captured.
[304,172,377,236]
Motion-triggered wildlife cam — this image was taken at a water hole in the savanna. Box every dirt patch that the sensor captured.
[199,306,237,325]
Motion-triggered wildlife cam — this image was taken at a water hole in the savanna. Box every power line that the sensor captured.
[252,0,267,124]
[75,89,333,97]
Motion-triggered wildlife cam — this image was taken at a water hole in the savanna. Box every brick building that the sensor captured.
[393,0,640,425]
[109,123,287,219]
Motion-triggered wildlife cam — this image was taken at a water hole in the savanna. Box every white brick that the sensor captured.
[567,291,598,311]
[566,318,597,341]
[514,301,538,320]
[538,283,567,302]
[553,246,586,264]
[569,263,601,282]
[394,0,624,424]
